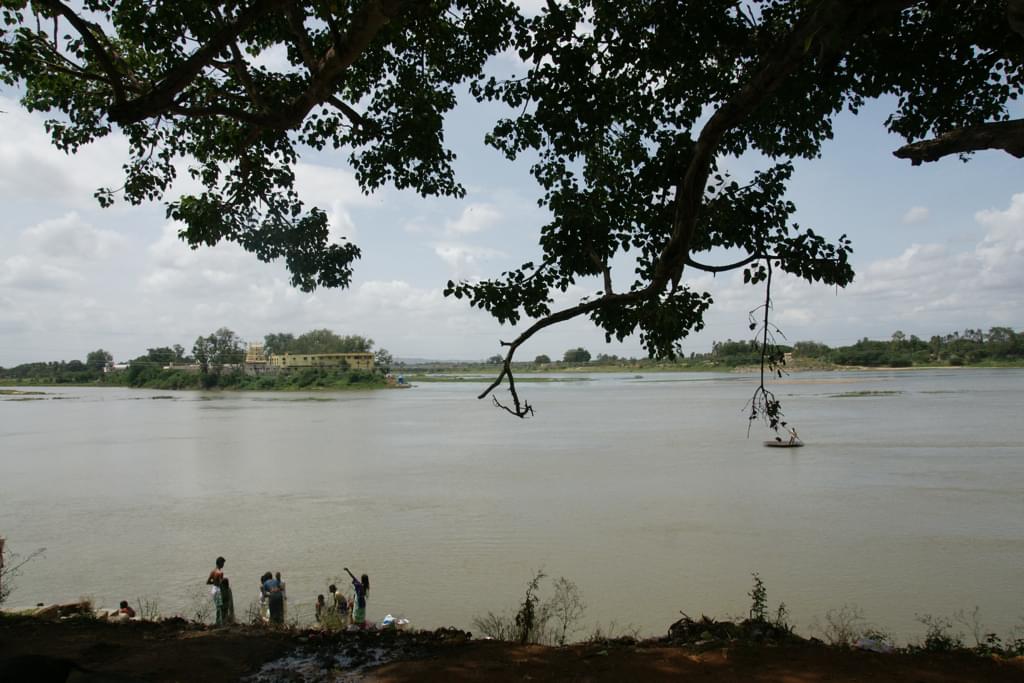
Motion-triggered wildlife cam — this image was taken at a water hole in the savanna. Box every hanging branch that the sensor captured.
[490,351,534,418]
[745,258,788,435]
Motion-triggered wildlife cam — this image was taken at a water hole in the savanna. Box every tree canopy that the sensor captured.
[2,1,1022,421]
[264,329,373,354]
[562,347,591,364]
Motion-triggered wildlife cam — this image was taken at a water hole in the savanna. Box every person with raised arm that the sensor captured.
[345,568,369,628]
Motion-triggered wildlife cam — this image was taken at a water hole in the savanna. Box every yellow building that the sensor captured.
[268,352,375,371]
[246,343,268,365]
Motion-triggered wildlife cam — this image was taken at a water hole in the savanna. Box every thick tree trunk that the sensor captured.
[893,119,1024,165]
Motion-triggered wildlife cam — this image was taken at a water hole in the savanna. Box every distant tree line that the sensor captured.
[0,348,113,384]
[710,327,1024,368]
[0,327,391,389]
[479,327,1024,371]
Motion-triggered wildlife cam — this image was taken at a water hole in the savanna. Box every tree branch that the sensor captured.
[36,0,128,102]
[275,0,410,131]
[327,96,380,133]
[746,258,787,434]
[685,253,760,273]
[477,285,657,410]
[106,0,291,124]
[892,118,1024,165]
[285,2,321,76]
[168,103,270,125]
[227,41,271,114]
[655,0,914,294]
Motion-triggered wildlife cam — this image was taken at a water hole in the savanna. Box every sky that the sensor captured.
[1,21,1023,366]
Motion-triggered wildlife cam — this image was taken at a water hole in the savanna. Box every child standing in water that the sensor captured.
[345,568,369,628]
[315,594,326,623]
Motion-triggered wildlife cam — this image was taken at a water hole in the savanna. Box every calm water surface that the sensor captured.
[1,369,1022,641]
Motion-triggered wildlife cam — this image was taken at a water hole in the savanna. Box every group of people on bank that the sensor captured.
[205,556,369,628]
[315,568,369,628]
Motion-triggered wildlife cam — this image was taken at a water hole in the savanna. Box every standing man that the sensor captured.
[207,556,226,624]
[263,572,284,625]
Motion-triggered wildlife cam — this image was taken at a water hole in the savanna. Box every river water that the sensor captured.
[1,369,1022,642]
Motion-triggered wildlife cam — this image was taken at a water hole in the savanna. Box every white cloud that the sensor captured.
[294,162,374,209]
[22,212,126,260]
[901,205,930,224]
[761,194,1024,342]
[434,243,506,276]
[974,192,1024,288]
[402,219,428,234]
[444,203,502,235]
[0,212,126,292]
[0,96,127,207]
[141,222,262,296]
[0,255,81,291]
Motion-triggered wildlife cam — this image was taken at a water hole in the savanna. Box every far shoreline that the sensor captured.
[2,362,1023,393]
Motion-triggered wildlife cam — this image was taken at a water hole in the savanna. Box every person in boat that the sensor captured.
[788,427,800,445]
[118,601,136,619]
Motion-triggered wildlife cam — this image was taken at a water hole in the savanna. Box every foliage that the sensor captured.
[186,584,213,624]
[908,608,1024,657]
[914,613,965,652]
[0,0,518,291]
[2,1,1023,415]
[816,604,869,647]
[266,329,373,355]
[193,327,245,373]
[134,596,161,621]
[471,610,517,641]
[513,570,546,644]
[562,348,591,364]
[746,573,792,632]
[373,348,393,372]
[547,576,587,646]
[142,346,187,365]
[585,621,642,643]
[245,600,264,626]
[0,538,46,607]
[533,354,551,364]
[473,572,588,646]
[85,349,112,371]
[748,573,768,622]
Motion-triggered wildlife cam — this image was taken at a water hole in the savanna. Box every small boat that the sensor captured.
[763,439,803,448]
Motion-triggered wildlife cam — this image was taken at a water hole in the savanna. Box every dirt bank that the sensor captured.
[1,616,1021,682]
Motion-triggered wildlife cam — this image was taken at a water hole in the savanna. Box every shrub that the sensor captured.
[817,604,867,647]
[748,573,768,622]
[472,572,588,646]
[0,538,45,607]
[915,613,964,652]
[135,596,161,621]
